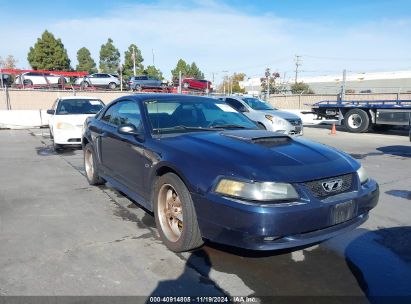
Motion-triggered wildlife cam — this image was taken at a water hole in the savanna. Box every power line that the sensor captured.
[302,54,411,62]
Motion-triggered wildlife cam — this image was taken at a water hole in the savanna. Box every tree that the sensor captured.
[290,82,314,94]
[171,59,190,81]
[188,62,204,79]
[27,30,71,70]
[76,47,97,73]
[218,72,246,93]
[260,69,281,95]
[123,44,144,79]
[99,38,120,73]
[0,55,18,69]
[144,65,163,80]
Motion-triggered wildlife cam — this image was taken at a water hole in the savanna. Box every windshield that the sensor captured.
[56,99,104,115]
[144,97,258,134]
[242,97,276,110]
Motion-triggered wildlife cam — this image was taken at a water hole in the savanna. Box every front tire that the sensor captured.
[108,82,116,90]
[84,143,104,185]
[154,173,203,252]
[344,109,370,133]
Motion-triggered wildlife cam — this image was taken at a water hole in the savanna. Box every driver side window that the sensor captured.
[101,100,142,128]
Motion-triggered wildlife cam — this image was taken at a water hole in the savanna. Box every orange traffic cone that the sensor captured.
[330,123,337,135]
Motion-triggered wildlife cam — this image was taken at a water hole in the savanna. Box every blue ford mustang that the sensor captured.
[82,94,379,252]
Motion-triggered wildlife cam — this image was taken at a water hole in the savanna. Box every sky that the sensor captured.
[1,0,411,82]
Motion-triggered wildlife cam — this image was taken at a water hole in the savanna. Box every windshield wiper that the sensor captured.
[153,125,217,132]
[209,124,247,129]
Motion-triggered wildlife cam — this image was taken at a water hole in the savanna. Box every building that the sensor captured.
[239,70,411,95]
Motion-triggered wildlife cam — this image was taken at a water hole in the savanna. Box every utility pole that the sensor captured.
[294,55,302,83]
[265,68,271,101]
[152,49,155,67]
[340,69,347,101]
[132,46,136,76]
[178,70,182,94]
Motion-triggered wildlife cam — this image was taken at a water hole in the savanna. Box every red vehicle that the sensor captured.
[182,78,213,92]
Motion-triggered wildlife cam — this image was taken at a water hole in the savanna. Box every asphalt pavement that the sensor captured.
[0,126,410,303]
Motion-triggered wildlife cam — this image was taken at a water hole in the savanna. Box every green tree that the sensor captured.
[76,47,97,73]
[27,30,71,70]
[123,44,144,79]
[171,59,190,80]
[99,38,120,73]
[144,65,163,80]
[188,62,204,79]
[290,82,314,94]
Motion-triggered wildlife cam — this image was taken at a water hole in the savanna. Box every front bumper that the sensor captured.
[192,178,379,250]
[266,121,303,136]
[53,128,83,145]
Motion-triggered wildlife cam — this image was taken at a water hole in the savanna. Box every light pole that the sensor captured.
[222,70,228,95]
[132,46,136,77]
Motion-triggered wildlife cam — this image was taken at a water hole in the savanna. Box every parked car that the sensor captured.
[48,96,105,150]
[14,72,69,87]
[220,96,303,136]
[182,78,213,92]
[82,94,379,252]
[126,75,165,91]
[74,73,120,90]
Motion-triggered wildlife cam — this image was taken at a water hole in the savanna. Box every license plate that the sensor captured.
[332,200,356,225]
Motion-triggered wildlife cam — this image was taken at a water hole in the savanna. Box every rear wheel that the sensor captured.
[344,109,370,133]
[80,81,89,89]
[154,173,203,252]
[108,82,116,90]
[134,84,142,92]
[84,143,104,185]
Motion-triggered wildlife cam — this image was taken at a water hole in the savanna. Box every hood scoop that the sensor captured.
[221,130,292,147]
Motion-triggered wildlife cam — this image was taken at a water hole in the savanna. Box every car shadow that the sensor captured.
[376,145,411,158]
[344,226,411,301]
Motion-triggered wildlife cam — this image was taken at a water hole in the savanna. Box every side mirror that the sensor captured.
[118,124,144,139]
[47,109,55,115]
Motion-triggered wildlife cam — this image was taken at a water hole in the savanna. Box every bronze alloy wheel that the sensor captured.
[84,148,94,181]
[157,184,184,243]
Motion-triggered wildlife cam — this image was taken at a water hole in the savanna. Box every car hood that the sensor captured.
[265,110,301,120]
[159,130,359,183]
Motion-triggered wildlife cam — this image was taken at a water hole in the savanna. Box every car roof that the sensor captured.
[59,96,100,100]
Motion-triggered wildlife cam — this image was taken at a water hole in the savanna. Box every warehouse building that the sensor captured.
[239,70,411,95]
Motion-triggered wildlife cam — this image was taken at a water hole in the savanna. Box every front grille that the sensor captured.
[286,118,302,126]
[304,173,355,199]
[68,138,81,142]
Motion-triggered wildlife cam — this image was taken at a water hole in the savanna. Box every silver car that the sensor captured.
[126,75,166,91]
[74,73,120,89]
[221,96,303,136]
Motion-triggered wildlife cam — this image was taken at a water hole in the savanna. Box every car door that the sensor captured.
[91,74,103,86]
[99,100,146,195]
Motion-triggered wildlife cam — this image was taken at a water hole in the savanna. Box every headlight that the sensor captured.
[215,179,299,201]
[265,115,287,126]
[56,122,75,130]
[357,166,369,184]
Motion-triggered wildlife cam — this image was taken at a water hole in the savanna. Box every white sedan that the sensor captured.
[47,96,105,150]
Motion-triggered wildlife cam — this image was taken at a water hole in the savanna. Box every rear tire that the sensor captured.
[344,109,370,133]
[80,81,89,89]
[154,173,203,252]
[108,82,116,90]
[134,84,142,92]
[84,143,104,185]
